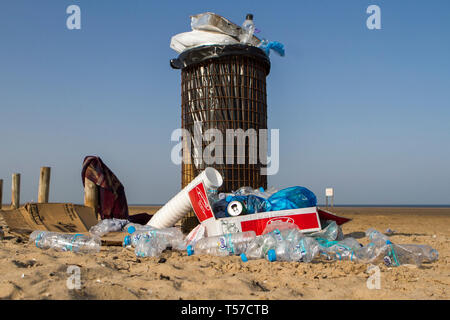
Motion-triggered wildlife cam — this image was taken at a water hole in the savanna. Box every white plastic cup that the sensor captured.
[147,167,223,229]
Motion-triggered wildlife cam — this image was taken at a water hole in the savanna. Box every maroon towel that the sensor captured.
[81,156,152,225]
[82,156,129,220]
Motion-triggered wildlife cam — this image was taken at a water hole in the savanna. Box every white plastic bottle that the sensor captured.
[30,231,101,253]
[187,231,256,256]
[239,14,255,44]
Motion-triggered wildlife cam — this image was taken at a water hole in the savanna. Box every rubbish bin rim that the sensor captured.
[170,44,271,75]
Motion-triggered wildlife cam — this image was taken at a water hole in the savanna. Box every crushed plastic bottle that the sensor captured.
[188,231,256,257]
[123,227,185,250]
[30,231,101,253]
[134,235,166,258]
[365,228,390,245]
[398,244,438,263]
[310,221,344,241]
[125,223,156,234]
[241,228,292,261]
[239,14,255,44]
[317,237,362,261]
[89,218,129,237]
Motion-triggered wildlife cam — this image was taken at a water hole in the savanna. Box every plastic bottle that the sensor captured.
[289,236,321,262]
[187,231,256,257]
[134,236,166,258]
[126,223,156,234]
[241,228,286,261]
[89,218,129,237]
[365,228,389,245]
[317,238,362,262]
[310,221,343,241]
[398,244,439,263]
[123,227,185,250]
[239,14,255,44]
[30,231,101,253]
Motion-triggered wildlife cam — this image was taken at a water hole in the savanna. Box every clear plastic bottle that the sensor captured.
[126,223,156,234]
[365,228,389,245]
[30,231,101,253]
[89,218,129,237]
[317,238,362,262]
[188,231,256,257]
[289,236,321,262]
[398,244,439,263]
[241,228,287,261]
[310,221,343,241]
[134,236,166,258]
[123,227,185,250]
[239,14,255,44]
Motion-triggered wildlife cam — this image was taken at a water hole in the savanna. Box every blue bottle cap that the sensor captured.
[267,249,276,262]
[240,253,248,262]
[127,225,136,234]
[259,187,265,192]
[123,235,131,246]
[187,245,194,256]
[386,240,392,245]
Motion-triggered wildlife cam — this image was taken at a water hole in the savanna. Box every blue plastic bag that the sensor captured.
[268,186,317,211]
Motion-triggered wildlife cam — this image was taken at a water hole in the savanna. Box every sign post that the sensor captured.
[325,188,334,209]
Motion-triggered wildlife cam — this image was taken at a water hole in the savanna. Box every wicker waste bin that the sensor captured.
[170,44,271,231]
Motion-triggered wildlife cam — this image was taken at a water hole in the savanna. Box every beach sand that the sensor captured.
[0,206,448,300]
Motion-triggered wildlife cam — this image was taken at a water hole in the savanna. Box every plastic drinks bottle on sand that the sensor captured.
[135,236,166,258]
[123,227,185,250]
[365,228,390,245]
[398,244,438,263]
[30,231,101,253]
[89,218,129,237]
[239,14,255,44]
[126,223,156,234]
[317,238,362,261]
[287,236,321,262]
[187,231,256,257]
[241,228,287,261]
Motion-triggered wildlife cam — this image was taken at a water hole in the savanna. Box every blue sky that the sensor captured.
[0,0,449,205]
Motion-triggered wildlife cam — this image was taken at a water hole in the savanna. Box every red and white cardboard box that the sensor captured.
[187,181,350,237]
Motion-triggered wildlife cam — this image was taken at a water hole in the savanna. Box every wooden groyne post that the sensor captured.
[11,173,20,209]
[0,179,3,210]
[38,167,51,203]
[84,178,99,219]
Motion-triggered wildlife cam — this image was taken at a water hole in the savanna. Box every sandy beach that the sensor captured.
[0,206,448,300]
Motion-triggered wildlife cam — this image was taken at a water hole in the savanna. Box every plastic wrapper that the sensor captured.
[190,12,261,46]
[170,30,239,54]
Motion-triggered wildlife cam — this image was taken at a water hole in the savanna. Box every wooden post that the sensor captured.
[0,179,3,210]
[11,173,20,209]
[38,167,51,203]
[84,178,99,219]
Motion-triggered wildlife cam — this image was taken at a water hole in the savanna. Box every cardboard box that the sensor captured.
[186,181,348,237]
[0,203,99,236]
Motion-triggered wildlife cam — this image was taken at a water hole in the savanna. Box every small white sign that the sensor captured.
[325,188,334,197]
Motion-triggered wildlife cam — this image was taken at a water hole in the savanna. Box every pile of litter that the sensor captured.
[208,186,317,218]
[29,218,439,268]
[170,12,285,57]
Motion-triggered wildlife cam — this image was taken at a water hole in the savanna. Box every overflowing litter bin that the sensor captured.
[171,44,271,230]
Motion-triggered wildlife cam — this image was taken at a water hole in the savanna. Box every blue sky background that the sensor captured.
[0,0,449,205]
